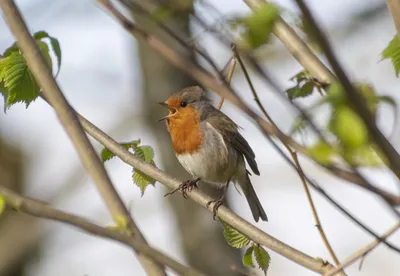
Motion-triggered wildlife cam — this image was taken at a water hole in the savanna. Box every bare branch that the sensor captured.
[294,0,400,180]
[0,1,165,274]
[325,221,400,276]
[387,0,400,40]
[0,185,206,276]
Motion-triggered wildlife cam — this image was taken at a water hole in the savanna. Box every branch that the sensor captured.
[94,0,400,256]
[387,0,400,40]
[96,0,400,257]
[0,185,206,276]
[218,55,237,110]
[325,221,400,276]
[294,0,400,180]
[0,1,165,274]
[94,0,400,206]
[243,0,335,84]
[69,104,328,273]
[232,44,341,266]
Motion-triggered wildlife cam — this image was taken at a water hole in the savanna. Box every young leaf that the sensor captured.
[36,40,52,70]
[134,145,154,162]
[254,245,271,275]
[330,106,368,148]
[287,82,314,100]
[342,144,383,167]
[381,35,400,77]
[101,140,141,162]
[326,82,346,106]
[243,245,255,267]
[2,52,39,109]
[133,145,156,195]
[108,215,130,234]
[2,43,18,57]
[0,195,5,215]
[242,3,279,48]
[133,165,156,196]
[221,220,250,248]
[308,140,336,165]
[33,31,62,75]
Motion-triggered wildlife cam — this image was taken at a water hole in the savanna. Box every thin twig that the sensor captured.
[232,44,341,266]
[295,0,400,180]
[0,1,166,275]
[218,56,237,110]
[325,221,400,276]
[292,152,341,265]
[0,185,206,276]
[93,0,400,206]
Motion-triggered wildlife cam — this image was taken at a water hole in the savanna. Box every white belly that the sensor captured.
[176,147,238,187]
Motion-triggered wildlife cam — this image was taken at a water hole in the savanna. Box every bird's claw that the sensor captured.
[164,178,200,198]
[206,198,224,220]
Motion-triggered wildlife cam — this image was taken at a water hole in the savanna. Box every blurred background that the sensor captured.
[1,0,400,275]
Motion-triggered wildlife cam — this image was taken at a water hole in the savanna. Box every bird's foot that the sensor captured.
[164,177,200,198]
[206,197,225,221]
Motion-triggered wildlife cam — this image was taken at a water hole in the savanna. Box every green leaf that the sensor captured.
[133,165,156,196]
[342,144,383,167]
[2,52,39,109]
[134,145,154,162]
[101,140,141,162]
[287,82,314,100]
[290,115,308,134]
[33,31,62,75]
[330,106,368,148]
[0,58,7,80]
[254,245,271,275]
[243,245,255,267]
[242,4,279,48]
[381,35,400,77]
[3,43,18,57]
[308,140,336,165]
[326,82,346,106]
[221,220,250,248]
[36,40,52,70]
[132,144,156,195]
[0,195,5,215]
[108,215,131,234]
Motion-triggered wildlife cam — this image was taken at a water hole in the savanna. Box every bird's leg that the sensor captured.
[206,179,230,220]
[164,177,201,198]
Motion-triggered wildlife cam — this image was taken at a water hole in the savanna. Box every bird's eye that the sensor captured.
[180,101,188,108]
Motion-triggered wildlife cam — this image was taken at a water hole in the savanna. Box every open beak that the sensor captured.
[157,102,176,122]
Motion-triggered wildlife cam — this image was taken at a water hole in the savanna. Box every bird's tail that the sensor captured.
[240,173,268,222]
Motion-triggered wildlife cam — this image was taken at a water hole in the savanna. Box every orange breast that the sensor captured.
[166,107,203,154]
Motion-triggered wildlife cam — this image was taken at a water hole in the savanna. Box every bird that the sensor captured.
[158,86,267,222]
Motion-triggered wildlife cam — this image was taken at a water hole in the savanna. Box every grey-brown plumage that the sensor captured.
[162,86,267,222]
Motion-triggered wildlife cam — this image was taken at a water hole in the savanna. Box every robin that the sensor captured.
[159,86,268,222]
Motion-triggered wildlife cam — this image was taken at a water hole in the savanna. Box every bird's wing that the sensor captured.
[205,107,260,175]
